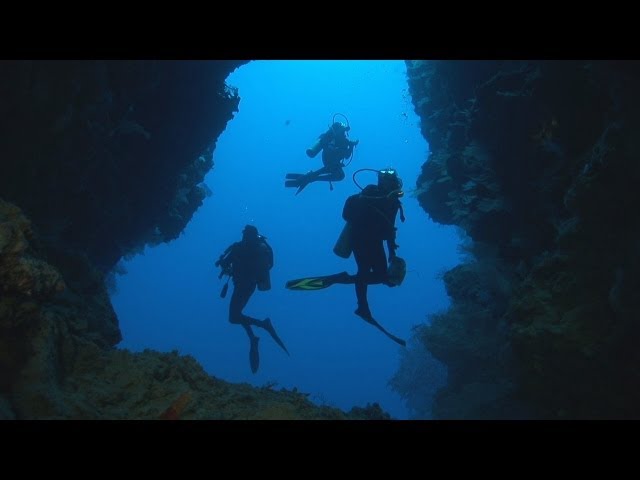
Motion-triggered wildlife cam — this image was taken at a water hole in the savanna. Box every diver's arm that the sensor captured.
[345,143,354,157]
[215,245,231,267]
[216,243,237,271]
[343,139,358,158]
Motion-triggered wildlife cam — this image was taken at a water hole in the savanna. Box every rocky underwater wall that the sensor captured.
[400,60,640,418]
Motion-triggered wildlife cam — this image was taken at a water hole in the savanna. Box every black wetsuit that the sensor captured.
[313,130,357,182]
[219,234,288,371]
[296,130,357,186]
[342,184,401,313]
[223,239,271,335]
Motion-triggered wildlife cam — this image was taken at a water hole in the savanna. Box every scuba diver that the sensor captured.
[215,225,289,373]
[285,168,407,346]
[285,113,359,195]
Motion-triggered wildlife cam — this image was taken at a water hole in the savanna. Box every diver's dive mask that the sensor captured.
[332,122,350,135]
[378,168,404,197]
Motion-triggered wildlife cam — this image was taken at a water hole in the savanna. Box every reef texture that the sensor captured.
[402,60,640,419]
[0,60,244,273]
[0,198,390,420]
[0,61,390,420]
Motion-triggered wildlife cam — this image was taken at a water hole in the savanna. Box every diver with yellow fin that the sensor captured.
[286,167,407,347]
[285,113,359,195]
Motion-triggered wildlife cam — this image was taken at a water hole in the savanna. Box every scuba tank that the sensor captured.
[306,137,323,158]
[256,238,273,291]
[333,223,353,259]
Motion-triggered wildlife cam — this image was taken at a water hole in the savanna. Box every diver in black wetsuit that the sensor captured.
[286,168,407,346]
[343,168,404,322]
[285,117,359,195]
[216,225,289,373]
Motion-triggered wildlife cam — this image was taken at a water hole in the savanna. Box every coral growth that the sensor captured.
[400,60,640,418]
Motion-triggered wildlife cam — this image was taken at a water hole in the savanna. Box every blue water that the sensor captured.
[111,60,461,419]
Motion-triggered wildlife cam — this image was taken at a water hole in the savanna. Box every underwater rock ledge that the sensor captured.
[0,199,390,419]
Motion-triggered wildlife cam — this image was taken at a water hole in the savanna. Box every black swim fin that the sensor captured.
[285,272,351,291]
[286,173,305,180]
[263,318,289,356]
[295,179,311,195]
[285,177,311,195]
[285,172,314,194]
[354,308,406,347]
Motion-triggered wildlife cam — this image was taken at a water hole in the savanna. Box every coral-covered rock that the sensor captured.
[12,343,386,420]
[401,60,640,418]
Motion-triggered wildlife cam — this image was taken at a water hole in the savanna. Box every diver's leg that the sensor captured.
[352,246,373,320]
[298,167,328,182]
[287,167,330,194]
[231,282,284,348]
[228,283,243,325]
[351,245,406,347]
[325,271,354,284]
[327,167,345,182]
[285,167,323,187]
[229,281,255,325]
[352,241,388,286]
[229,282,261,372]
[235,282,288,358]
[354,282,369,317]
[234,282,266,327]
[368,241,389,284]
[313,166,345,183]
[236,286,262,372]
[351,242,390,315]
[232,282,289,352]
